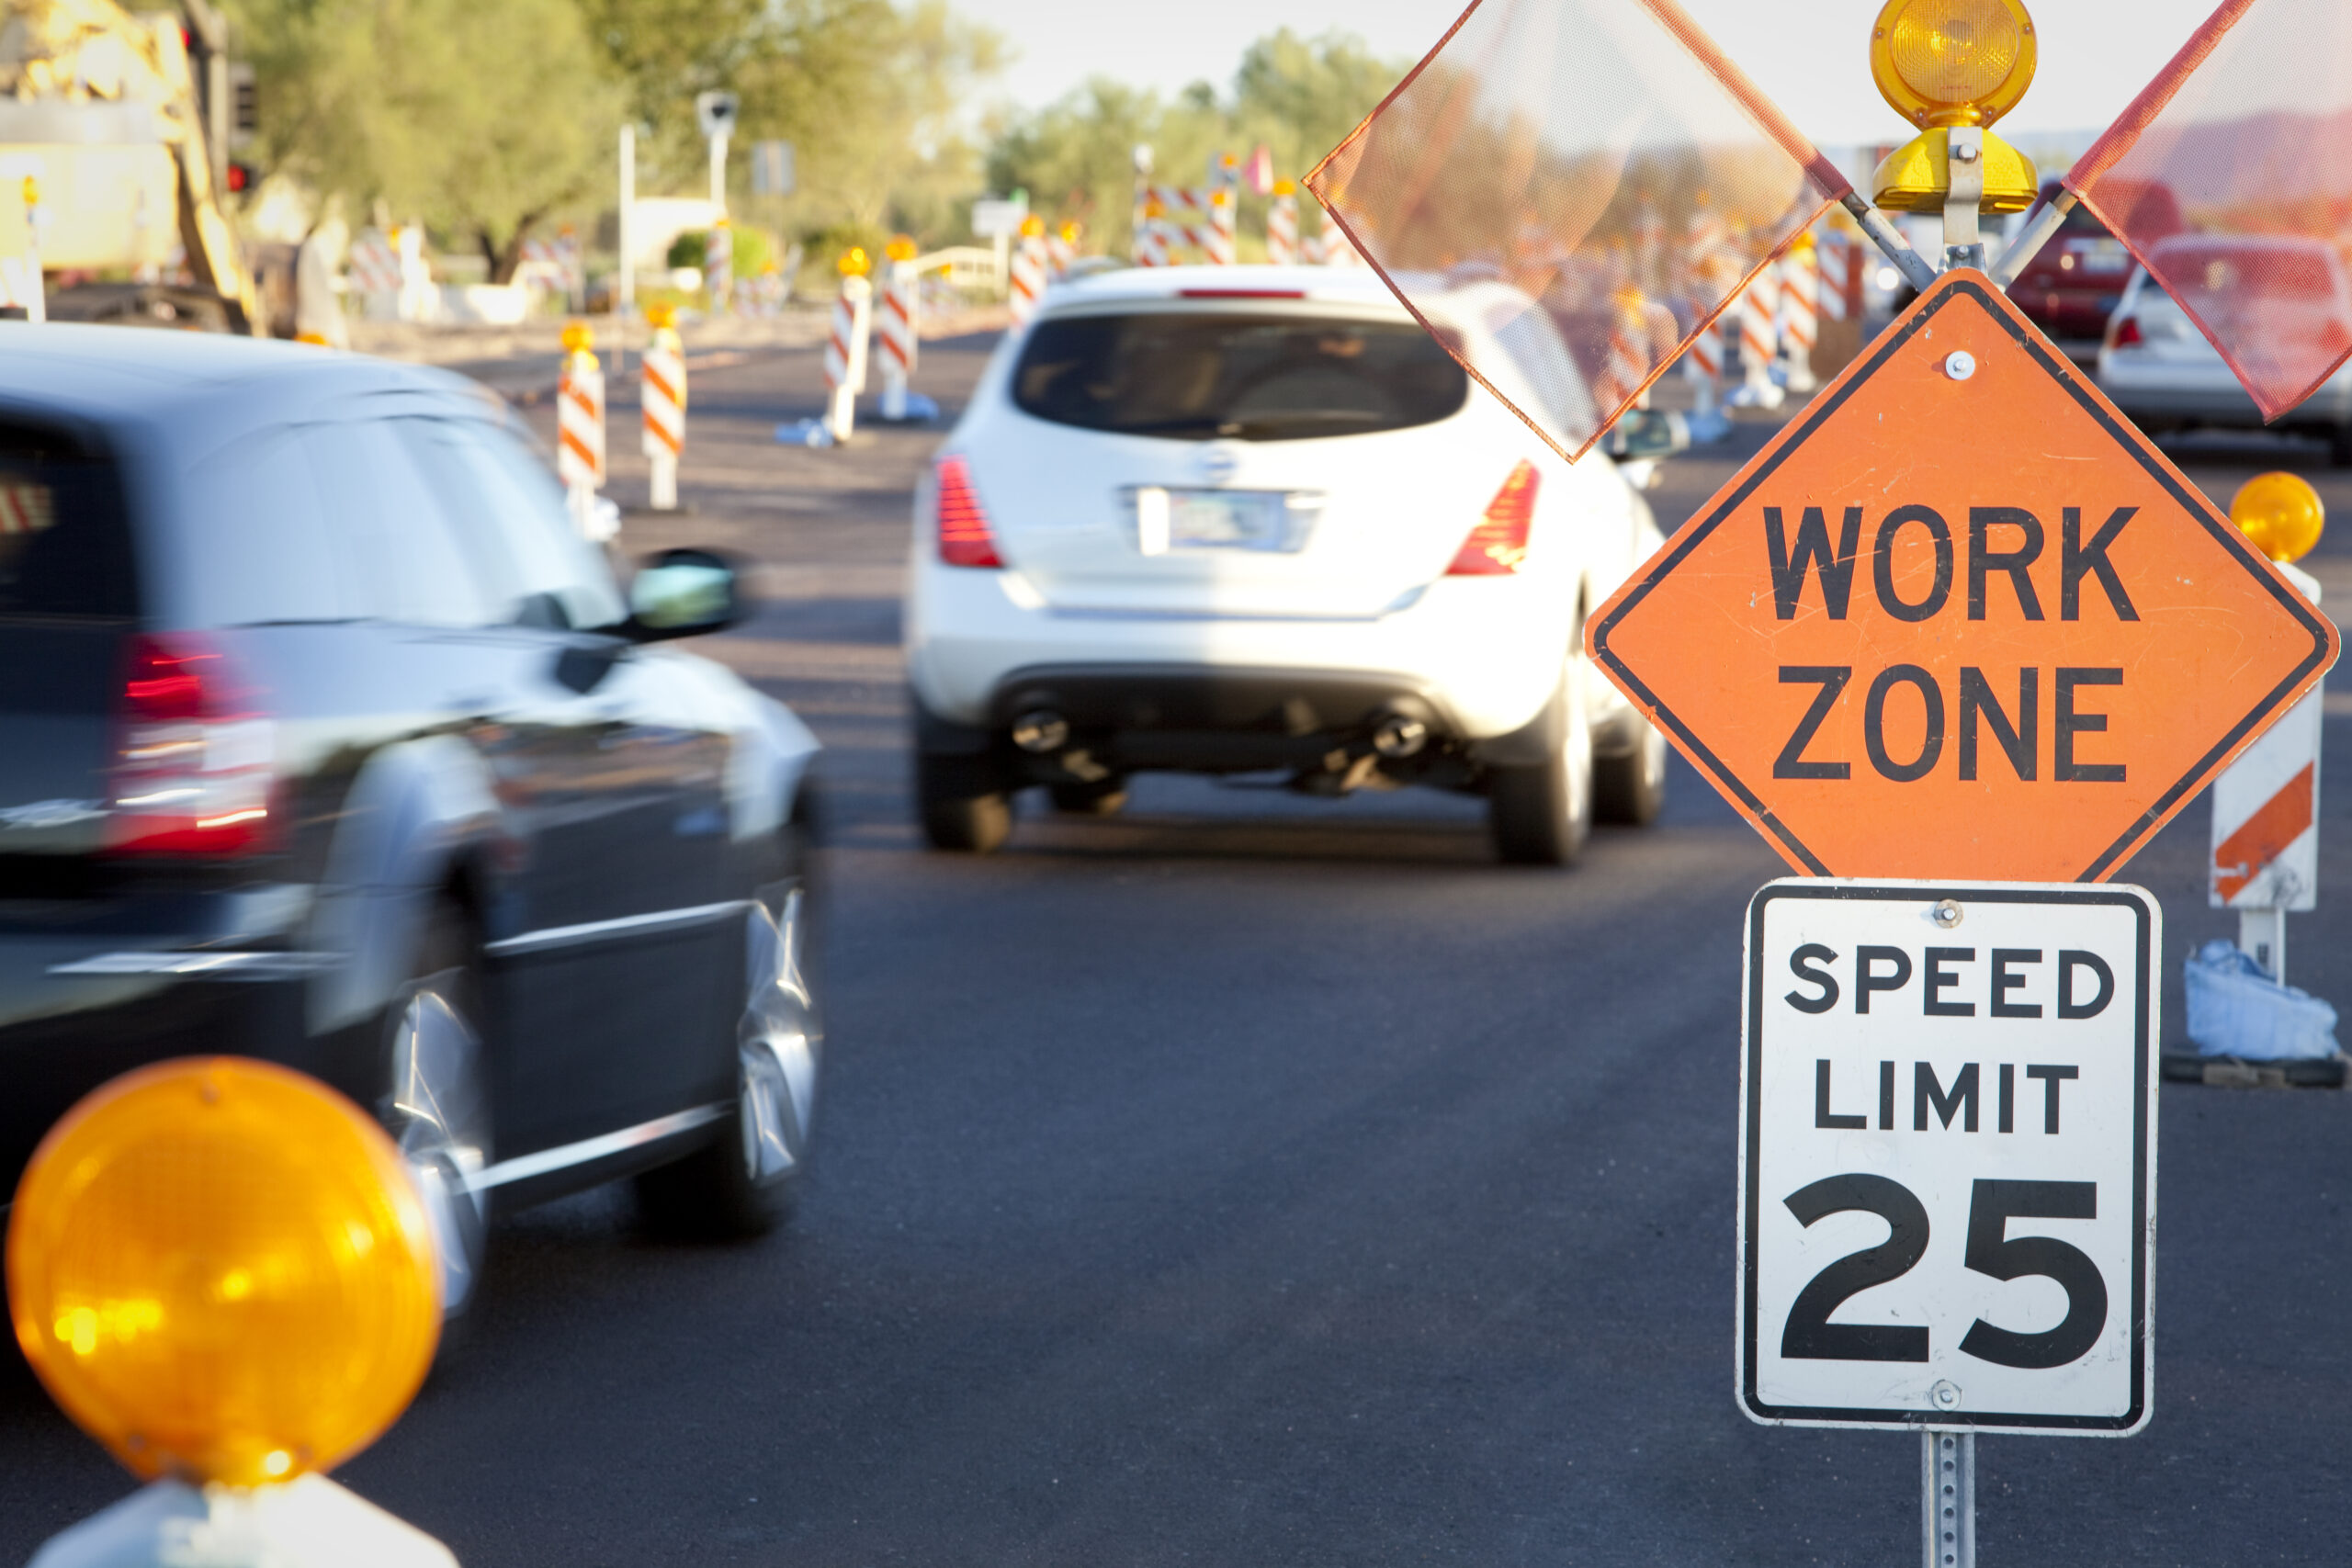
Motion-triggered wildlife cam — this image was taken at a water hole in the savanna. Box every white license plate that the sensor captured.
[2077,239,2130,275]
[1135,488,1303,554]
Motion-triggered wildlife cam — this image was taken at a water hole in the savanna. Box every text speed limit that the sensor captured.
[1738,881,2157,1435]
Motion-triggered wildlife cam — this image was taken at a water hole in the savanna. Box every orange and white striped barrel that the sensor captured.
[1009,216,1046,324]
[1685,313,1724,413]
[1781,239,1820,392]
[1267,182,1297,265]
[1047,221,1079,279]
[1204,189,1237,265]
[640,310,685,512]
[824,252,873,443]
[879,237,920,419]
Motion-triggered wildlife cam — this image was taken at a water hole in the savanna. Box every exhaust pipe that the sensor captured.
[1011,709,1070,753]
[1371,711,1429,760]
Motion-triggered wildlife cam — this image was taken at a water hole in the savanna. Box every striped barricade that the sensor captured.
[1010,216,1046,324]
[879,238,920,420]
[1268,182,1298,265]
[556,322,608,538]
[640,306,685,512]
[824,254,873,443]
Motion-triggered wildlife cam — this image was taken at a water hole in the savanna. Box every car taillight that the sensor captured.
[935,455,1005,569]
[2109,315,2143,349]
[106,634,276,858]
[1447,461,1540,576]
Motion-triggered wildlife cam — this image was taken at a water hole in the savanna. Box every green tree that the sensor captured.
[986,29,1405,255]
[233,0,622,281]
[583,0,1002,249]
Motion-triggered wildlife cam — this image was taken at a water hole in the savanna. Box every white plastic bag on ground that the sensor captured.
[2185,939,2340,1061]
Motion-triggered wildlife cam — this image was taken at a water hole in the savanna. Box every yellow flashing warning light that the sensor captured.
[6,1059,439,1488]
[886,234,919,263]
[644,299,677,330]
[560,320,595,355]
[1871,0,2037,128]
[1019,214,1046,239]
[1871,127,2040,214]
[2232,472,2324,565]
[1272,179,1295,197]
[20,175,36,209]
[837,246,871,277]
[1144,197,1166,220]
[1057,220,1081,244]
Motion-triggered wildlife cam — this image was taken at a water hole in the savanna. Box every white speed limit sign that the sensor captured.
[1738,881,2157,1435]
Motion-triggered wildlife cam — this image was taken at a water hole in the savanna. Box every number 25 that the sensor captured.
[1779,1175,2108,1369]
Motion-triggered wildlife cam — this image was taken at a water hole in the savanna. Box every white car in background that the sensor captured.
[903,265,1668,864]
[2098,233,2352,463]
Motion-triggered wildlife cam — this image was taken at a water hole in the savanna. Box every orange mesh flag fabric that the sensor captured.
[1306,0,1850,461]
[2065,0,2352,421]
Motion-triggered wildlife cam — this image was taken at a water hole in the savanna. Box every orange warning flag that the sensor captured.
[1306,0,1850,461]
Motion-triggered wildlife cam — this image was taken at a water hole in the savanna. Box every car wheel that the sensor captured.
[385,907,492,1323]
[1488,653,1594,866]
[915,751,1012,852]
[1048,778,1128,816]
[1594,720,1668,826]
[638,830,823,1239]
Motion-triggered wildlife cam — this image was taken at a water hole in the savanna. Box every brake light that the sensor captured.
[2110,315,2143,349]
[935,456,1004,569]
[106,635,276,858]
[1447,461,1540,575]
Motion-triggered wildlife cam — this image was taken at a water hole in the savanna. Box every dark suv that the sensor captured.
[0,325,822,1314]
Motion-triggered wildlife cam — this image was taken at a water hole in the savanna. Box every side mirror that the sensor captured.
[628,547,742,640]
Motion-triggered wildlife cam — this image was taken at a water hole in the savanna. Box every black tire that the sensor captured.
[1594,721,1668,826]
[1048,778,1128,816]
[1488,657,1595,866]
[639,820,823,1240]
[916,750,1012,852]
[385,902,493,1332]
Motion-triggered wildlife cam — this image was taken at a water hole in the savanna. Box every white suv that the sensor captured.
[904,265,1668,864]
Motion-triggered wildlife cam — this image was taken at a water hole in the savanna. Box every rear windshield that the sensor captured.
[0,423,137,620]
[2158,243,2339,300]
[1012,311,1468,441]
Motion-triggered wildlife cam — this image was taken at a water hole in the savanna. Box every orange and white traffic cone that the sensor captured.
[640,303,685,512]
[1010,215,1046,324]
[557,321,610,537]
[1268,181,1298,265]
[824,248,873,443]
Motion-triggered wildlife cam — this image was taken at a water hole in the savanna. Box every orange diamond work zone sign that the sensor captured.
[1589,269,2339,883]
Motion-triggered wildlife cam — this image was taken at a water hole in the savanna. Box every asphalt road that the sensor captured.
[4,328,2351,1564]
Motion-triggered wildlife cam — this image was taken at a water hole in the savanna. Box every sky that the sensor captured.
[960,0,2226,147]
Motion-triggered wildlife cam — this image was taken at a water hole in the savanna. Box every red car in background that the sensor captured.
[2007,179,2185,362]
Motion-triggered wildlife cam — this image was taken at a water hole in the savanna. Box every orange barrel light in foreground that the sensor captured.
[7,1057,441,1489]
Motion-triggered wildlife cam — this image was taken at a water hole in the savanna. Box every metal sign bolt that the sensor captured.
[1931,898,1964,929]
[1930,1379,1962,1409]
[1943,351,1976,381]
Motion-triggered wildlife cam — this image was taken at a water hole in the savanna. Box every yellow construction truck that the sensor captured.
[0,0,260,330]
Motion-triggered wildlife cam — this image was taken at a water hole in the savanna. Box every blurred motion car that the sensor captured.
[2007,180,2179,362]
[2098,234,2352,462]
[905,265,1668,865]
[0,325,823,1318]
